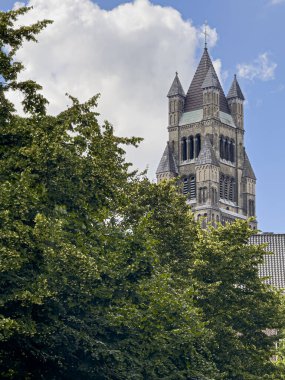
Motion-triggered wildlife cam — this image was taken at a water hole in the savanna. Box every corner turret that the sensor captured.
[227,75,245,129]
[167,72,185,127]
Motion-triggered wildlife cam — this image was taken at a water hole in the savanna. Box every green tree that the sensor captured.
[191,220,285,379]
[0,7,218,379]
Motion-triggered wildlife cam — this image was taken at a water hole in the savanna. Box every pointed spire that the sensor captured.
[156,142,178,175]
[167,72,185,98]
[202,66,219,89]
[196,135,220,167]
[184,49,230,114]
[227,74,245,100]
[242,150,256,180]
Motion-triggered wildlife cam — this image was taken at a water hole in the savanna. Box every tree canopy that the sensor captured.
[0,6,284,380]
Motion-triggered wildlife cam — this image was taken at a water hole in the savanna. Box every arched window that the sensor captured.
[198,187,202,204]
[189,175,196,199]
[249,200,255,216]
[230,140,235,163]
[220,174,224,199]
[220,136,224,159]
[172,140,175,152]
[224,138,229,161]
[202,187,207,203]
[181,138,187,161]
[188,136,194,160]
[182,177,188,195]
[216,215,219,223]
[202,213,207,228]
[195,134,201,158]
[212,187,217,204]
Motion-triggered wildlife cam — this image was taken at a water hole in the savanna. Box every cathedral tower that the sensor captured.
[156,47,257,228]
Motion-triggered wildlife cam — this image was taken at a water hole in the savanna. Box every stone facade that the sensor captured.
[156,48,257,228]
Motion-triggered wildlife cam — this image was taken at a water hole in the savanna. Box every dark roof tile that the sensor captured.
[167,72,185,97]
[184,48,230,114]
[156,142,178,175]
[202,66,219,89]
[242,150,256,180]
[227,75,245,100]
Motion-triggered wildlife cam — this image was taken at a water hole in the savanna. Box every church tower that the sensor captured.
[156,46,257,228]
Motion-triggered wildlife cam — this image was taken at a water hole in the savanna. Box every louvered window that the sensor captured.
[229,179,235,201]
[224,177,229,199]
[220,175,224,198]
[183,178,188,195]
[189,176,196,199]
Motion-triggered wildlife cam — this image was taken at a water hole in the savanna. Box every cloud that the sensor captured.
[9,0,218,179]
[269,0,285,5]
[237,53,277,81]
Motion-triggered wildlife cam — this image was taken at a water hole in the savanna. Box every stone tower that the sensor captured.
[156,47,257,228]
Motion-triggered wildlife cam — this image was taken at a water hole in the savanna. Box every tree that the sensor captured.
[191,220,285,379]
[0,7,218,379]
[1,6,284,380]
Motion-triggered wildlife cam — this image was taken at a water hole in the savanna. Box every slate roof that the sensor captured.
[156,142,178,175]
[242,150,256,180]
[196,135,220,166]
[184,48,231,114]
[227,74,245,100]
[167,72,185,97]
[202,66,219,89]
[249,234,285,289]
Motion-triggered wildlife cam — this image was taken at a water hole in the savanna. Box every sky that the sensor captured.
[1,0,285,232]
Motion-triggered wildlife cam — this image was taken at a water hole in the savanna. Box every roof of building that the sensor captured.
[184,48,231,114]
[167,72,185,97]
[196,135,220,166]
[242,150,256,180]
[227,74,245,100]
[249,234,285,289]
[156,142,178,175]
[179,109,236,128]
[202,66,219,89]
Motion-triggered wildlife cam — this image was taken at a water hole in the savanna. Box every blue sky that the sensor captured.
[1,0,285,232]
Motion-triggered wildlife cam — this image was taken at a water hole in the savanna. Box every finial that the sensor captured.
[175,71,178,76]
[204,21,208,49]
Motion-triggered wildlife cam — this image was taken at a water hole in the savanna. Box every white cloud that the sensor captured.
[13,2,26,9]
[269,0,285,5]
[237,53,277,81]
[9,0,218,179]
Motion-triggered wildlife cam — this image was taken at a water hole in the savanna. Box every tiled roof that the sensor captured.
[156,142,178,175]
[167,72,185,97]
[249,234,285,289]
[184,48,231,114]
[202,66,219,89]
[242,150,256,180]
[227,75,245,100]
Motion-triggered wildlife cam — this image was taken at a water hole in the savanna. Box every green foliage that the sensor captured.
[192,221,285,379]
[0,6,284,380]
